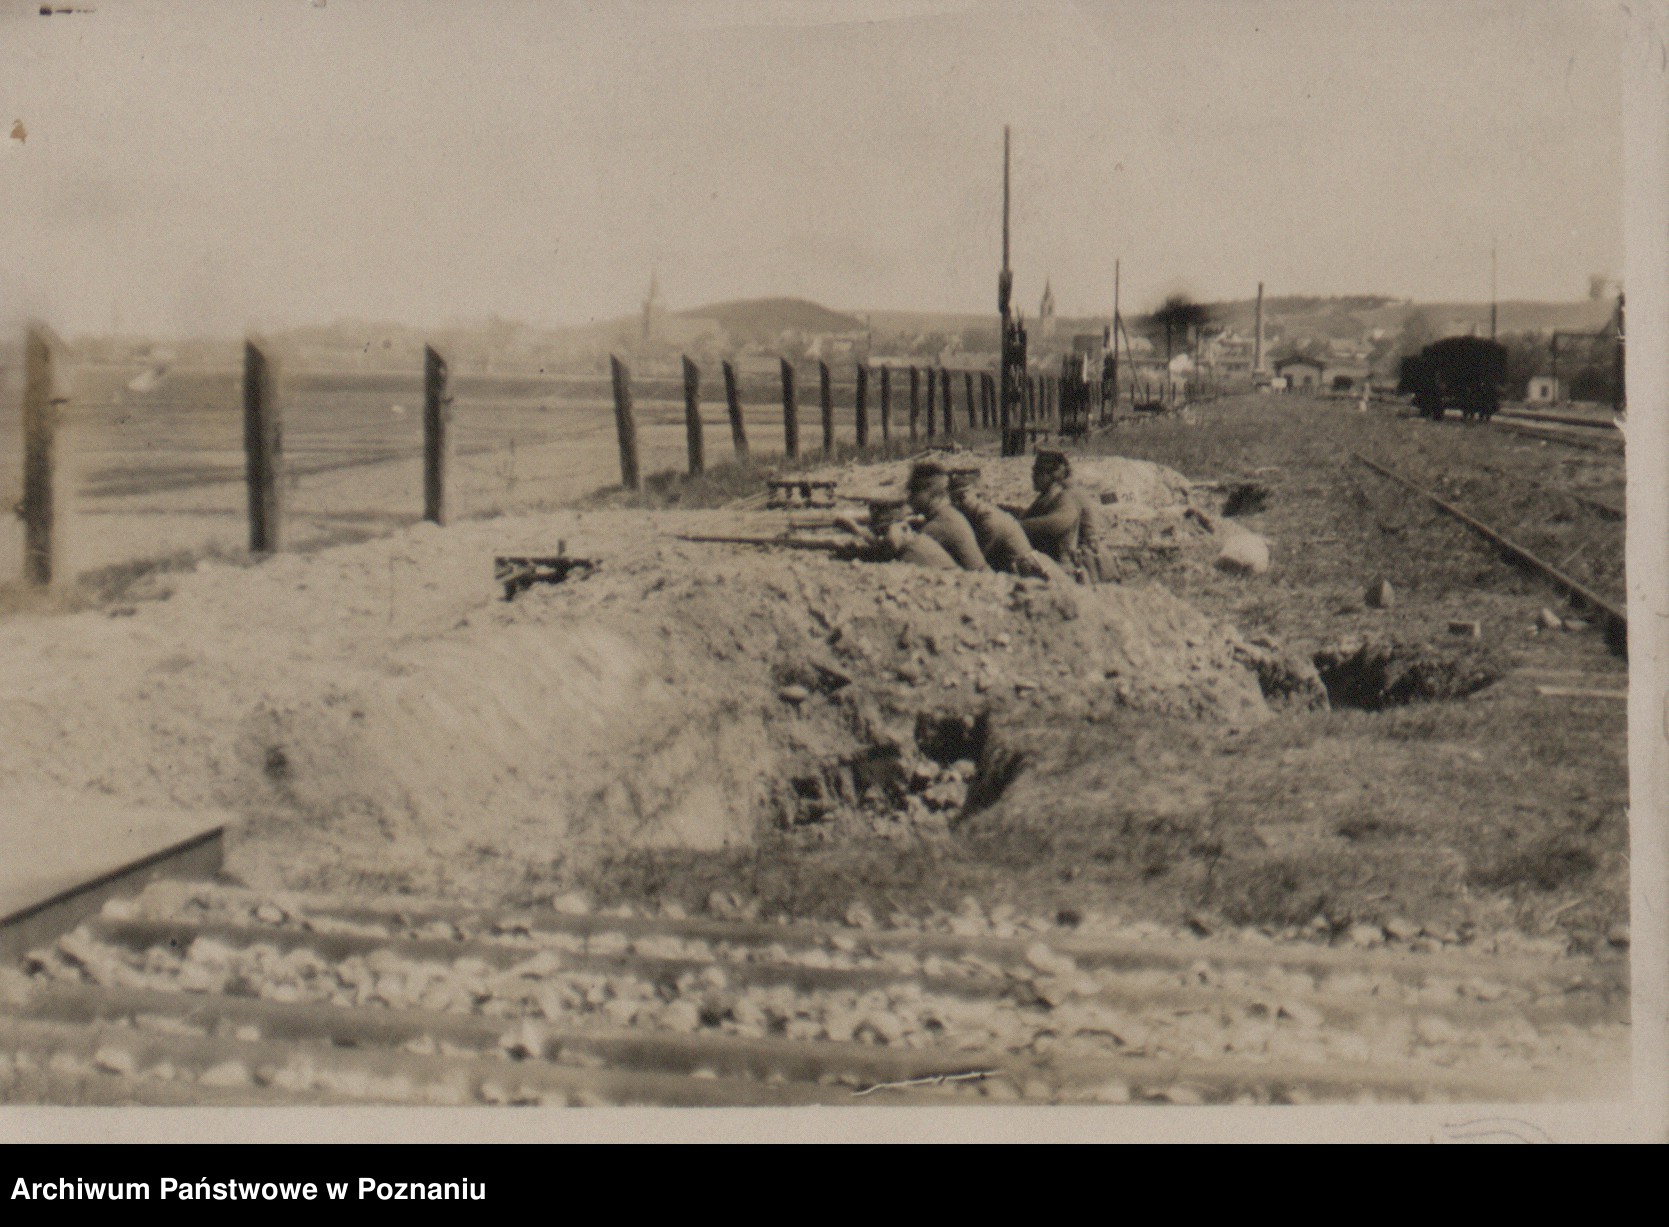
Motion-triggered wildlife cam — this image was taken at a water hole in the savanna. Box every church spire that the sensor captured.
[642,270,661,342]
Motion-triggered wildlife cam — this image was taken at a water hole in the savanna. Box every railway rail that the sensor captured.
[1352,451,1627,652]
[1490,413,1624,452]
[0,877,1629,1107]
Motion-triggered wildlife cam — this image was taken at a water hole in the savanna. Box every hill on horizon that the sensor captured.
[678,297,866,345]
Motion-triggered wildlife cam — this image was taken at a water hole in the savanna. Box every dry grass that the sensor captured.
[530,396,1629,952]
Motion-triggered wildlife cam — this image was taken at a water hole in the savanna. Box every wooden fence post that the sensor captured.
[609,354,640,491]
[964,370,977,431]
[779,358,800,460]
[982,373,993,428]
[243,340,284,553]
[20,325,71,586]
[819,360,834,457]
[854,365,869,448]
[939,367,954,436]
[908,366,920,441]
[923,366,936,438]
[422,345,451,526]
[682,355,704,477]
[880,366,892,442]
[722,360,749,458]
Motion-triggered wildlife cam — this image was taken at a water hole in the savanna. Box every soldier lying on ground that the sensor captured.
[905,460,989,572]
[1016,449,1104,583]
[833,498,961,569]
[947,467,1069,582]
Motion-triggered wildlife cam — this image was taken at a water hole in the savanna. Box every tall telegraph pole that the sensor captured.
[998,126,1028,456]
[1490,239,1498,341]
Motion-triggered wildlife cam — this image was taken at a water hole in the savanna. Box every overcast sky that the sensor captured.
[0,0,1625,337]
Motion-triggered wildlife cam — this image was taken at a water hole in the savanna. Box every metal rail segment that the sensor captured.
[1351,451,1626,650]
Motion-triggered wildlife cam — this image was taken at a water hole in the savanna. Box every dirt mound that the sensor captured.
[0,459,1290,902]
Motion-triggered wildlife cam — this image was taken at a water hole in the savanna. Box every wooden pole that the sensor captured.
[854,365,869,448]
[909,366,920,441]
[819,360,834,457]
[779,358,800,460]
[1615,291,1626,417]
[682,355,705,477]
[21,325,70,586]
[422,345,451,525]
[880,366,892,442]
[722,360,749,458]
[965,370,977,431]
[940,367,954,436]
[923,366,936,439]
[243,340,284,553]
[609,354,640,491]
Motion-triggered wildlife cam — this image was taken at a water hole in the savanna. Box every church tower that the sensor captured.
[642,271,661,343]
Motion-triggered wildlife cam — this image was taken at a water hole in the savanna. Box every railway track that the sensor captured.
[0,877,1628,1107]
[1491,412,1624,452]
[1352,451,1627,651]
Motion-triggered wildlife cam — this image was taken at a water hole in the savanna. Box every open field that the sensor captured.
[0,361,913,591]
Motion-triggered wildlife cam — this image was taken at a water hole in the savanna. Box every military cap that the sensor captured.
[906,459,950,492]
[1032,448,1071,474]
[868,497,908,527]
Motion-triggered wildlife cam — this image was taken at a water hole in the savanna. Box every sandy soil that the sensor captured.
[0,449,1291,905]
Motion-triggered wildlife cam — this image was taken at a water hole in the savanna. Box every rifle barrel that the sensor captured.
[675,534,848,552]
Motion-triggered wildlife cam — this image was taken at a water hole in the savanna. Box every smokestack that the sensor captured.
[1254,282,1265,373]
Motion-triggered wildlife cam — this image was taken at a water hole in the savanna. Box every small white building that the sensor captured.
[1527,375,1561,404]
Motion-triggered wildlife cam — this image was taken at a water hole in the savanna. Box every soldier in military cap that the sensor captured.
[1019,449,1104,582]
[948,466,1063,580]
[905,460,989,572]
[834,496,960,569]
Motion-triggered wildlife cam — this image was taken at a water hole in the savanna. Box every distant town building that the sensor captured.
[1201,330,1255,375]
[1325,363,1373,393]
[1527,375,1561,403]
[1273,355,1324,390]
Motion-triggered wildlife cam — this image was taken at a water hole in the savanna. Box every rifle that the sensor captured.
[674,533,858,555]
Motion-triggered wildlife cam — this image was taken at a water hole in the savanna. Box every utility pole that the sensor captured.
[1103,258,1121,418]
[1254,281,1265,374]
[998,126,1027,456]
[1615,289,1625,417]
[1490,239,1499,341]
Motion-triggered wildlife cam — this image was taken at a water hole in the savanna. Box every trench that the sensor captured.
[1311,641,1502,711]
[775,709,1027,837]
